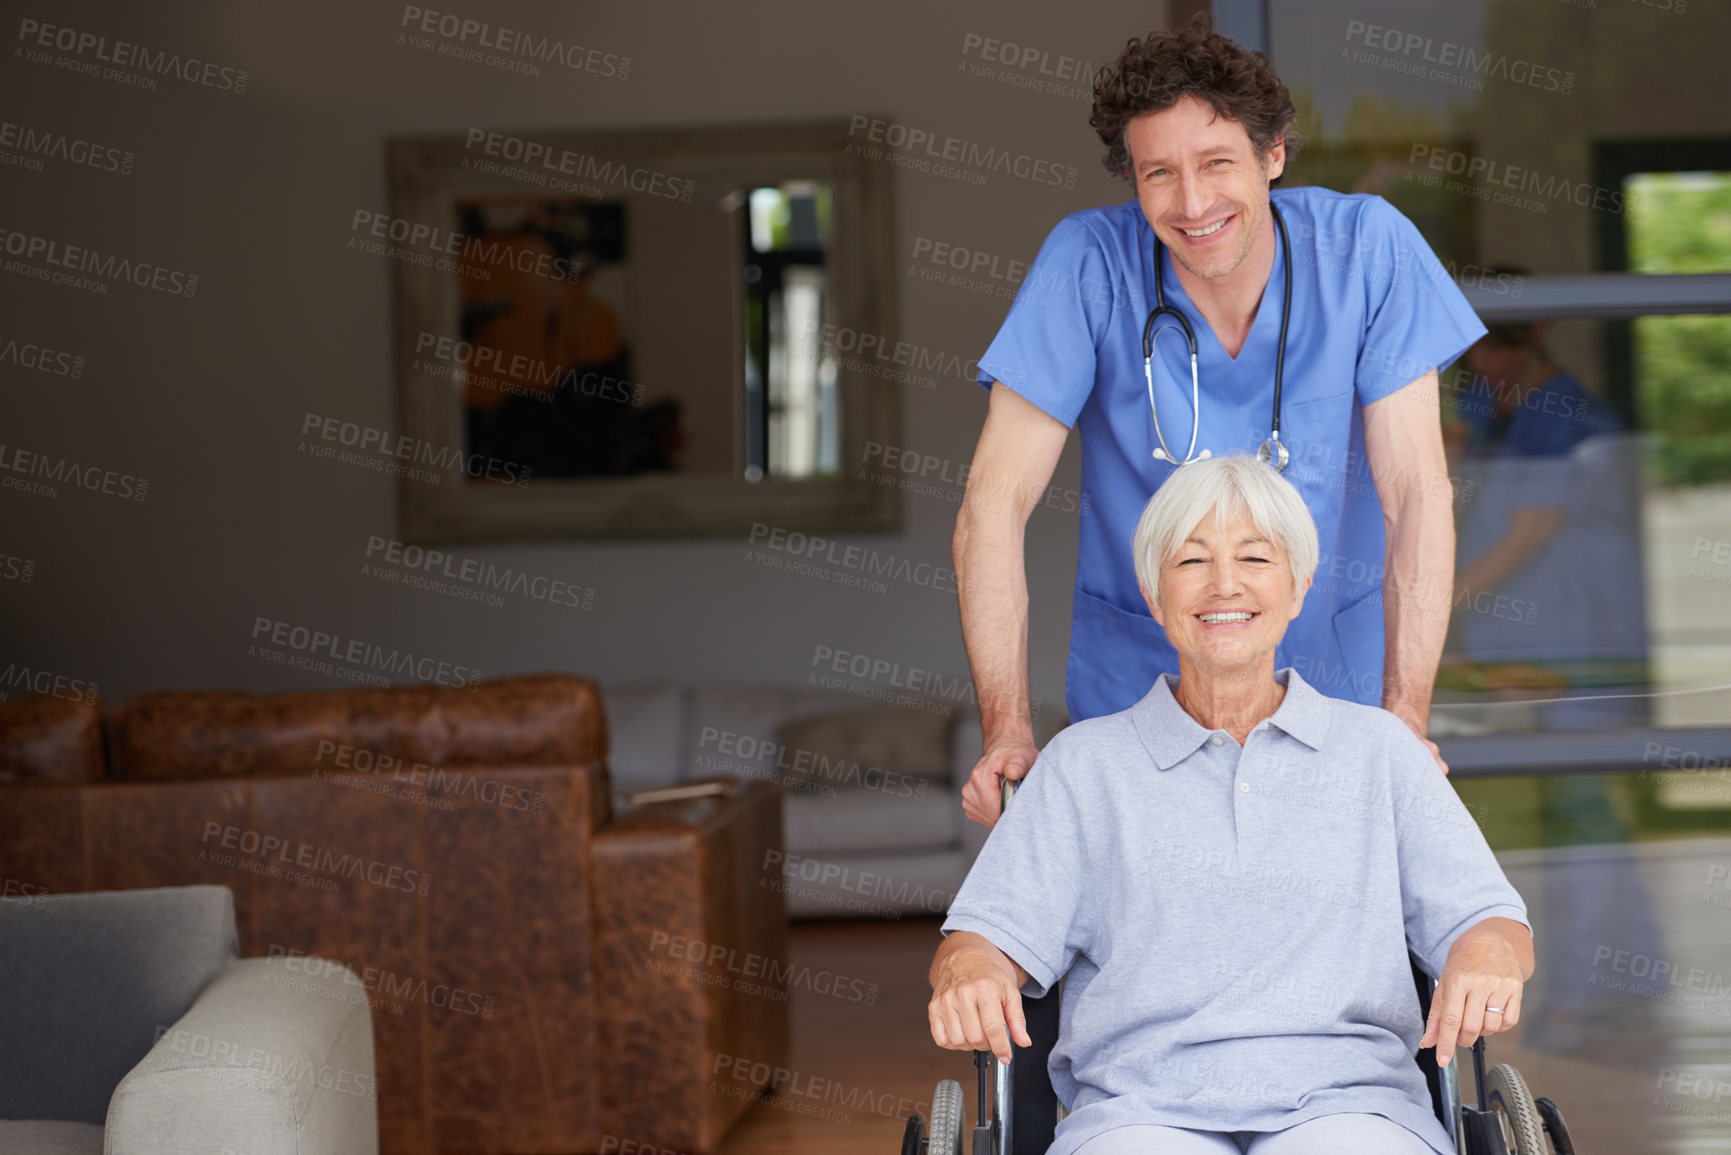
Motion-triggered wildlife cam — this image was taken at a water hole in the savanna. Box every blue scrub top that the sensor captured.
[975,186,1486,721]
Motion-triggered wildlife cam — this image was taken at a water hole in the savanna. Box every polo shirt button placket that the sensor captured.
[1236,734,1256,863]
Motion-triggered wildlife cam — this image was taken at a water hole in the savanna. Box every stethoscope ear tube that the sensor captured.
[1143,305,1201,465]
[1146,201,1292,471]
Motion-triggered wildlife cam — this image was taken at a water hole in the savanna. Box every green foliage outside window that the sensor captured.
[1628,172,1731,486]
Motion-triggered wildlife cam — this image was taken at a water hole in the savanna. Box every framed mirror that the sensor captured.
[384,119,900,542]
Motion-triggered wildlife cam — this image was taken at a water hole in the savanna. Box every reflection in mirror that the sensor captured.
[389,121,898,542]
[741,181,837,482]
[452,182,844,484]
[454,196,681,480]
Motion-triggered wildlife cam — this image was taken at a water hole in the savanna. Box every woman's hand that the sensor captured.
[961,738,1039,828]
[929,931,1033,1064]
[1422,917,1533,1068]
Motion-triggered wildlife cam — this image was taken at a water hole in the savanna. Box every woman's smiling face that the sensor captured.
[1143,505,1308,669]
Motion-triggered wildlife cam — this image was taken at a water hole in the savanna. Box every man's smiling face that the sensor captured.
[1126,94,1284,281]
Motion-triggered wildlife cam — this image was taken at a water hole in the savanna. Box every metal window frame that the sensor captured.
[1460,272,1731,322]
[1438,727,1731,779]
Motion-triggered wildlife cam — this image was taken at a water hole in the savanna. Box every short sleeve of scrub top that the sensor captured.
[974,214,1118,427]
[1346,195,1486,406]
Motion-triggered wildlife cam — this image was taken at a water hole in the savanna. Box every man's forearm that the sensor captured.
[1363,371,1454,732]
[1382,485,1454,725]
[954,498,1037,748]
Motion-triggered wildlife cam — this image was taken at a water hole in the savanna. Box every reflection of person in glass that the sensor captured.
[542,254,684,476]
[1445,305,1661,1057]
[1448,314,1619,620]
[1446,313,1619,460]
[458,199,684,477]
[1446,313,1641,687]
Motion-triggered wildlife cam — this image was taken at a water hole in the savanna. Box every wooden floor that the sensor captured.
[715,917,960,1155]
[717,838,1731,1155]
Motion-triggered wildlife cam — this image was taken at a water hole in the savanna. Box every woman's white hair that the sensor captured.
[1132,454,1319,601]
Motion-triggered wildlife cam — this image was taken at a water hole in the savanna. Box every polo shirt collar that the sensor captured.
[1130,666,1331,770]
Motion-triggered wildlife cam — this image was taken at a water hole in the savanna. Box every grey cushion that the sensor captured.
[682,682,864,780]
[775,706,954,787]
[783,778,957,855]
[0,885,238,1126]
[0,1120,103,1154]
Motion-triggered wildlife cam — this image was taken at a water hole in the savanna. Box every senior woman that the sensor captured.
[929,454,1533,1155]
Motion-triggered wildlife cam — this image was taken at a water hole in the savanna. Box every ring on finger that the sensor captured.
[1485,1006,1504,1015]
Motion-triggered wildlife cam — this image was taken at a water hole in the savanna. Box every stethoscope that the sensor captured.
[1142,201,1292,472]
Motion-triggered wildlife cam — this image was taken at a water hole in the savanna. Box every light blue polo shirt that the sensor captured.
[940,667,1529,1155]
[974,187,1487,722]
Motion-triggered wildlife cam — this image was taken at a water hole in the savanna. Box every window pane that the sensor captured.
[1272,4,1731,732]
[1628,171,1731,275]
[1272,9,1731,1141]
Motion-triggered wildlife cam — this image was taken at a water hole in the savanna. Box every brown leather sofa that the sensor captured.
[0,677,788,1155]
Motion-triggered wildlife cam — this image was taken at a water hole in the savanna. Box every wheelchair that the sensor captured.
[903,782,1576,1155]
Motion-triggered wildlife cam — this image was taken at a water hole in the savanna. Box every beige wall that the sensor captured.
[0,0,1169,713]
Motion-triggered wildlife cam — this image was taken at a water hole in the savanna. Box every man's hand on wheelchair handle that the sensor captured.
[962,738,1039,828]
[929,931,1033,1065]
[1421,917,1533,1069]
[1389,704,1450,776]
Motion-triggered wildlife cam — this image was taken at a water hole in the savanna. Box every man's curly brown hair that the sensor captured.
[1090,12,1303,185]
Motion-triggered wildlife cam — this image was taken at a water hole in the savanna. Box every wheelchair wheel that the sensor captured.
[1485,1063,1547,1154]
[900,1111,924,1155]
[926,1079,966,1155]
[1535,1098,1576,1155]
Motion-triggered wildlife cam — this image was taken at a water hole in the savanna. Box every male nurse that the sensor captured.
[956,14,1486,827]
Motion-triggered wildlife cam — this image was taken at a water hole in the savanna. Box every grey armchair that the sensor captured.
[0,885,377,1155]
